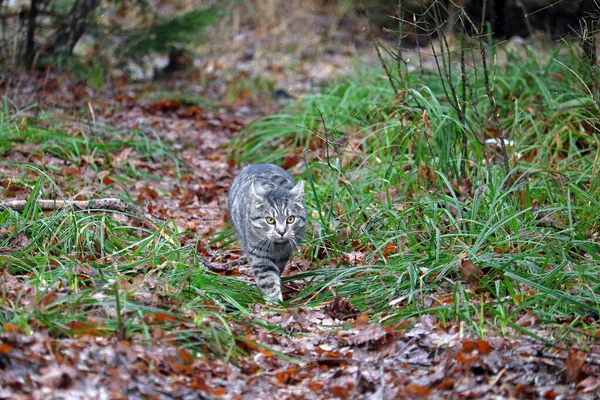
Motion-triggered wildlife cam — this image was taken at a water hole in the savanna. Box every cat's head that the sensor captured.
[248,180,306,244]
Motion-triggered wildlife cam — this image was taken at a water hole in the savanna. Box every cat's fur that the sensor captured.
[228,164,307,301]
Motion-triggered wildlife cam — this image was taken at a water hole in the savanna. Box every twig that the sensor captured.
[478,0,510,174]
[368,18,398,97]
[459,20,468,179]
[539,351,600,367]
[0,198,174,244]
[0,198,154,220]
[396,0,404,83]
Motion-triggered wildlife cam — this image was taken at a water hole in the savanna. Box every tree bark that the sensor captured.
[25,0,39,68]
[0,198,159,225]
[44,0,99,56]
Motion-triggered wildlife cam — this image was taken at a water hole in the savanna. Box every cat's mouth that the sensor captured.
[273,237,289,244]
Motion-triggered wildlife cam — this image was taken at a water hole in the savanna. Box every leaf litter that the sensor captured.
[2,27,600,400]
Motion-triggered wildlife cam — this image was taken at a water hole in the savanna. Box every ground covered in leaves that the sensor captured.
[2,19,600,399]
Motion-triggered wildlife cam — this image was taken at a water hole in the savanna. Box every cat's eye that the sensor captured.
[266,217,276,224]
[286,216,295,224]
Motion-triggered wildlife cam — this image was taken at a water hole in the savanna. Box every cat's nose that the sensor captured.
[277,231,285,237]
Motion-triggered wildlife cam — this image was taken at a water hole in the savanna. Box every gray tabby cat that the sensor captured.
[229,164,307,301]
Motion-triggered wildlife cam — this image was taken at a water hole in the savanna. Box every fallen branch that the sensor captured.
[1,198,155,219]
[2,198,131,212]
[0,198,174,244]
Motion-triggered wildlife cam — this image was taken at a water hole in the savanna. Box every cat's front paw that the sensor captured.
[264,290,283,304]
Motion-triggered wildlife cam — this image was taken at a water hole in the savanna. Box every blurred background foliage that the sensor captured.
[0,0,595,79]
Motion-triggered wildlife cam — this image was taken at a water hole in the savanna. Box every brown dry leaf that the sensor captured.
[325,296,360,320]
[68,320,106,337]
[352,314,369,328]
[239,88,252,100]
[35,365,76,389]
[458,178,473,196]
[478,340,493,355]
[330,385,353,398]
[0,343,11,354]
[408,383,432,397]
[308,381,323,392]
[237,334,260,352]
[178,347,193,365]
[462,339,477,352]
[577,376,600,393]
[339,325,387,347]
[169,358,194,375]
[0,232,31,253]
[382,241,399,258]
[102,174,115,185]
[147,99,181,113]
[515,313,538,327]
[186,106,205,118]
[342,251,365,265]
[459,259,482,284]
[282,155,302,169]
[258,348,274,358]
[456,351,479,364]
[37,292,59,310]
[3,323,20,333]
[112,147,136,166]
[274,367,296,384]
[196,184,219,203]
[190,376,210,391]
[439,379,454,390]
[152,313,179,323]
[566,349,586,383]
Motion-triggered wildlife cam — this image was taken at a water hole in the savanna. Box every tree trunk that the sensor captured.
[44,0,99,57]
[25,0,39,68]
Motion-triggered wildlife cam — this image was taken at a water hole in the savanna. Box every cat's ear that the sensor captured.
[290,180,304,199]
[251,182,267,199]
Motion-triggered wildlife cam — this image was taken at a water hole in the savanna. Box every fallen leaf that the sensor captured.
[330,385,353,398]
[577,375,600,393]
[478,340,492,355]
[382,241,398,258]
[459,259,482,284]
[178,347,193,365]
[515,313,538,327]
[38,292,59,310]
[35,365,76,389]
[275,367,296,384]
[408,383,432,397]
[352,315,369,328]
[308,381,323,392]
[3,324,19,333]
[325,296,360,320]
[462,340,477,352]
[456,351,479,364]
[282,155,301,169]
[0,343,11,354]
[566,349,586,383]
[339,325,387,347]
[68,320,106,337]
[147,99,181,113]
[342,251,365,265]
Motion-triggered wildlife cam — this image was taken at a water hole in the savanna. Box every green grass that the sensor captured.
[0,101,182,198]
[232,43,600,336]
[1,39,599,364]
[0,108,269,360]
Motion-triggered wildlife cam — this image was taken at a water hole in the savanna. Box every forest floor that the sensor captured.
[2,12,600,400]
